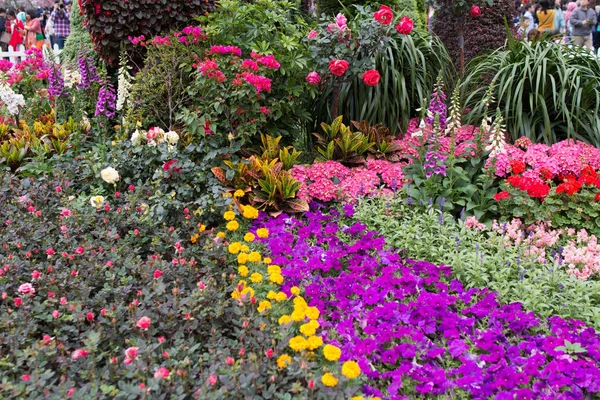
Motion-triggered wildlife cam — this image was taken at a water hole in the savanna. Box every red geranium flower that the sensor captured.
[539,167,553,181]
[510,160,526,175]
[494,191,510,201]
[595,192,600,201]
[556,180,581,196]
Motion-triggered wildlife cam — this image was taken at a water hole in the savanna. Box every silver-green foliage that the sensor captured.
[351,196,600,329]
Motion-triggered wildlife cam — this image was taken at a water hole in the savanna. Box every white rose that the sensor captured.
[165,131,179,146]
[90,195,105,208]
[100,167,120,184]
[131,130,141,145]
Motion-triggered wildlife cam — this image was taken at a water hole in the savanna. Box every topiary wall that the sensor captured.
[432,0,517,70]
[80,0,215,66]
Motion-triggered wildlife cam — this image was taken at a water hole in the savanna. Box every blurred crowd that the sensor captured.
[0,0,71,52]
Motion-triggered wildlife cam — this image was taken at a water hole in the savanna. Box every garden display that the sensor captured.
[1,0,600,398]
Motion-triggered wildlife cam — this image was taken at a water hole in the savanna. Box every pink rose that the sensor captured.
[209,374,218,385]
[306,72,321,85]
[308,30,318,39]
[374,5,393,25]
[136,316,151,330]
[75,246,84,255]
[154,367,170,379]
[226,357,234,365]
[31,270,40,279]
[362,69,381,86]
[18,283,35,295]
[395,16,414,35]
[14,297,22,307]
[335,13,347,27]
[22,374,30,381]
[46,248,55,256]
[470,5,481,18]
[125,347,139,359]
[328,60,349,77]
[71,349,89,359]
[153,269,163,279]
[52,310,60,318]
[86,312,94,322]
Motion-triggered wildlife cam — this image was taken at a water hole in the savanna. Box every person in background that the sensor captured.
[24,9,43,49]
[0,8,7,52]
[537,0,556,33]
[50,0,69,49]
[565,0,578,36]
[524,2,537,37]
[570,0,597,49]
[44,9,54,49]
[6,9,24,50]
[554,0,566,33]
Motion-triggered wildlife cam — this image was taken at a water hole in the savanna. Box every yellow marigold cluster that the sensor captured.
[290,286,301,295]
[198,224,206,233]
[341,361,361,379]
[231,285,254,300]
[278,315,292,325]
[269,273,284,285]
[228,242,242,254]
[306,335,323,350]
[263,257,272,264]
[223,211,236,221]
[288,336,308,352]
[240,244,249,252]
[237,253,248,264]
[305,306,320,320]
[321,373,338,387]
[257,300,272,313]
[267,265,281,275]
[242,205,259,219]
[244,232,255,242]
[276,354,291,368]
[238,265,249,277]
[250,273,263,283]
[323,344,341,361]
[256,228,269,238]
[248,251,261,263]
[275,292,287,302]
[300,320,319,337]
[226,220,239,231]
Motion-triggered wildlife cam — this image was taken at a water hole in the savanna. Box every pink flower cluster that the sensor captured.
[291,160,406,204]
[492,139,600,179]
[194,58,226,83]
[242,73,272,93]
[209,45,243,57]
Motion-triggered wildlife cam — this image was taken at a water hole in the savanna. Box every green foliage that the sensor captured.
[462,40,600,145]
[350,196,600,329]
[313,116,374,165]
[61,2,95,68]
[316,0,371,16]
[351,120,401,160]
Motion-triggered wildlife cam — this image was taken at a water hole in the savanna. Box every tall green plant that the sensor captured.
[461,39,600,145]
[61,2,95,67]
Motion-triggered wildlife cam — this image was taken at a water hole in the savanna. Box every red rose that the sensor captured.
[374,5,393,25]
[510,160,526,175]
[328,59,349,77]
[494,191,510,201]
[362,69,381,86]
[395,16,414,35]
[470,5,481,18]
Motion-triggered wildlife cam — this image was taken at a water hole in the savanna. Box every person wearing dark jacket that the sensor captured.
[570,0,597,49]
[0,8,6,51]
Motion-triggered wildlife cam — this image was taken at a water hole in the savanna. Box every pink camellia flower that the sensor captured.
[362,69,381,86]
[128,185,135,191]
[154,367,170,379]
[239,348,246,357]
[86,312,94,322]
[209,374,217,385]
[67,388,76,397]
[136,316,151,330]
[42,334,52,344]
[52,310,60,318]
[395,16,414,35]
[153,269,163,279]
[71,349,89,359]
[305,71,321,86]
[31,270,41,279]
[55,186,62,193]
[226,357,234,365]
[60,297,67,305]
[46,248,55,256]
[470,5,481,18]
[328,60,349,77]
[18,283,35,296]
[75,246,84,255]
[125,347,139,359]
[197,281,206,290]
[14,297,22,307]
[374,5,393,25]
[265,349,274,358]
[158,336,165,343]
[22,374,30,381]
[123,357,132,365]
[308,30,318,39]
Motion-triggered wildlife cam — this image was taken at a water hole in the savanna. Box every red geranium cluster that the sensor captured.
[556,166,600,196]
[506,175,551,200]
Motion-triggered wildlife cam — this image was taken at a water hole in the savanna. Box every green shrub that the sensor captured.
[462,40,600,145]
[350,196,600,329]
[61,2,95,68]
[316,0,371,16]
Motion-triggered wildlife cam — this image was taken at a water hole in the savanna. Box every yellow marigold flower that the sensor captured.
[293,297,308,310]
[237,253,248,264]
[223,211,236,221]
[250,272,263,283]
[372,398,382,400]
[351,397,365,400]
[305,306,320,320]
[244,232,255,242]
[308,319,320,329]
[323,344,341,361]
[290,309,305,322]
[233,189,245,198]
[228,242,242,254]
[341,361,361,379]
[288,336,308,352]
[190,234,198,243]
[321,373,338,387]
[275,292,287,302]
[240,245,250,252]
[278,315,292,325]
[238,265,249,277]
[248,251,262,263]
[269,273,284,284]
[198,224,206,233]
[306,335,323,350]
[256,228,269,238]
[226,220,239,231]
[216,232,226,239]
[263,257,272,264]
[243,206,259,220]
[276,354,291,368]
[267,291,278,300]
[299,323,317,336]
[231,290,241,299]
[290,286,300,295]
[257,300,272,313]
[267,265,281,275]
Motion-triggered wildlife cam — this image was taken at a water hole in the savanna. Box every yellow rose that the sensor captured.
[341,361,361,379]
[237,265,249,277]
[248,251,261,263]
[244,232,255,242]
[288,336,308,352]
[306,335,323,350]
[228,242,242,254]
[323,344,341,361]
[257,300,272,313]
[267,265,281,275]
[237,253,248,264]
[223,211,236,221]
[278,315,292,325]
[226,220,239,231]
[256,228,269,238]
[305,306,320,320]
[276,354,291,368]
[321,373,338,387]
[250,273,263,283]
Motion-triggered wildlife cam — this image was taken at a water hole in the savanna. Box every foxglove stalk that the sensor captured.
[95,82,116,119]
[47,65,66,98]
[116,64,132,111]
